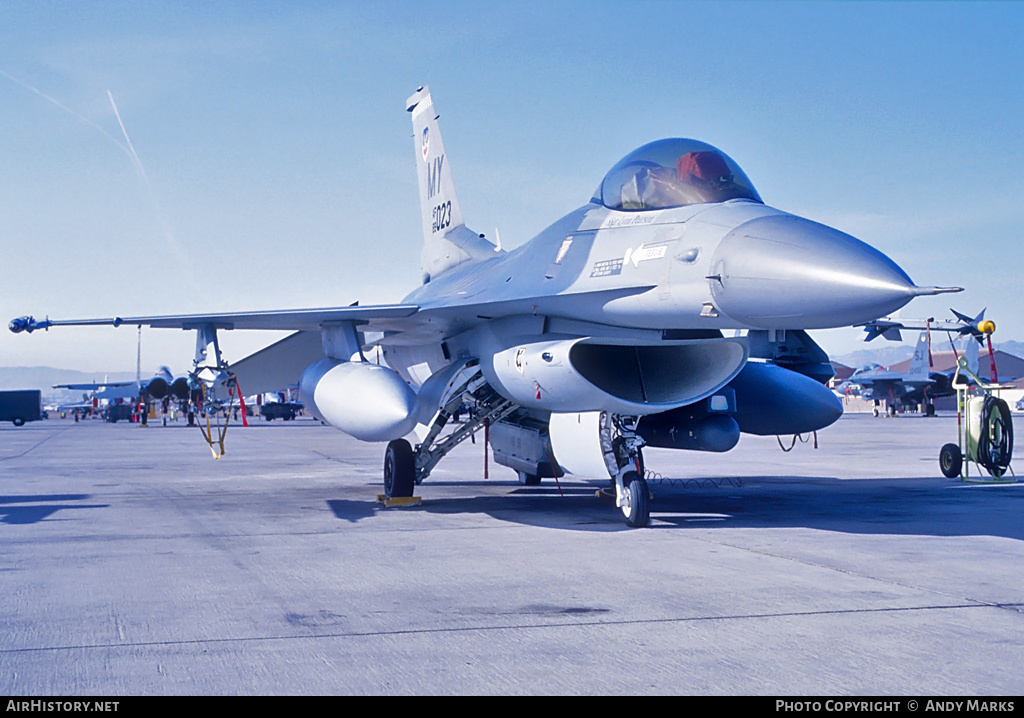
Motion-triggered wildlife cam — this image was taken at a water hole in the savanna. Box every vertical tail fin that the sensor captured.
[906,332,930,380]
[406,86,500,282]
[963,335,980,375]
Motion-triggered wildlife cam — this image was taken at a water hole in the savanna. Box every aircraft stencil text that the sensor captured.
[426,154,445,198]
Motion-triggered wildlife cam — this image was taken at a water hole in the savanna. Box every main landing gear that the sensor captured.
[380,391,653,527]
[381,365,517,500]
[384,439,416,498]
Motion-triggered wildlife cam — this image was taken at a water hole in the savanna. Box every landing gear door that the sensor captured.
[548,411,611,479]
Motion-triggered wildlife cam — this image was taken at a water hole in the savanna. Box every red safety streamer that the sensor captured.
[235,377,249,427]
[987,335,998,384]
[544,445,566,502]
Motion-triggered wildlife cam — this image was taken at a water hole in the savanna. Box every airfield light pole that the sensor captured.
[136,325,141,385]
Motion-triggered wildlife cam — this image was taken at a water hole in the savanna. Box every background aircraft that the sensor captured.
[55,366,190,401]
[53,366,194,422]
[844,333,979,416]
[11,87,959,527]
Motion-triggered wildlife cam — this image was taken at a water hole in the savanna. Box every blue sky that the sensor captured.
[1,1,1021,373]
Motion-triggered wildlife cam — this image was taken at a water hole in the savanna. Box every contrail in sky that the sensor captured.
[104,89,188,266]
[108,90,149,185]
[0,67,132,161]
[1,68,190,268]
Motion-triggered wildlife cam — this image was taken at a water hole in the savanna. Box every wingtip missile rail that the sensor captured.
[9,316,50,333]
[9,315,130,333]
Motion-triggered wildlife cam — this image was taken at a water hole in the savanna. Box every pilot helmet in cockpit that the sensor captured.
[676,151,734,192]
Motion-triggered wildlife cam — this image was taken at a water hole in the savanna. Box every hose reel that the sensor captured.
[968,395,1013,477]
[940,353,1015,481]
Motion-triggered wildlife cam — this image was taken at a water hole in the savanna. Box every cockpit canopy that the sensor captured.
[596,139,762,211]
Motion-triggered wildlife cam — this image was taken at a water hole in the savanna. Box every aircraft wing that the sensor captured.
[11,304,421,333]
[12,286,657,338]
[53,381,134,390]
[53,383,140,400]
[92,384,143,401]
[56,402,95,411]
[853,376,894,390]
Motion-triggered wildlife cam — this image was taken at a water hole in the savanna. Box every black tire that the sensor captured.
[384,439,416,499]
[518,470,541,486]
[621,471,650,528]
[926,403,935,417]
[12,417,25,427]
[939,443,962,478]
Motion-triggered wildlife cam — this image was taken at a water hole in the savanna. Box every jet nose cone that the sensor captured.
[709,215,919,329]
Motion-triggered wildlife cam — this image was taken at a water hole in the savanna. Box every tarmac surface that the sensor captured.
[1,412,1022,695]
